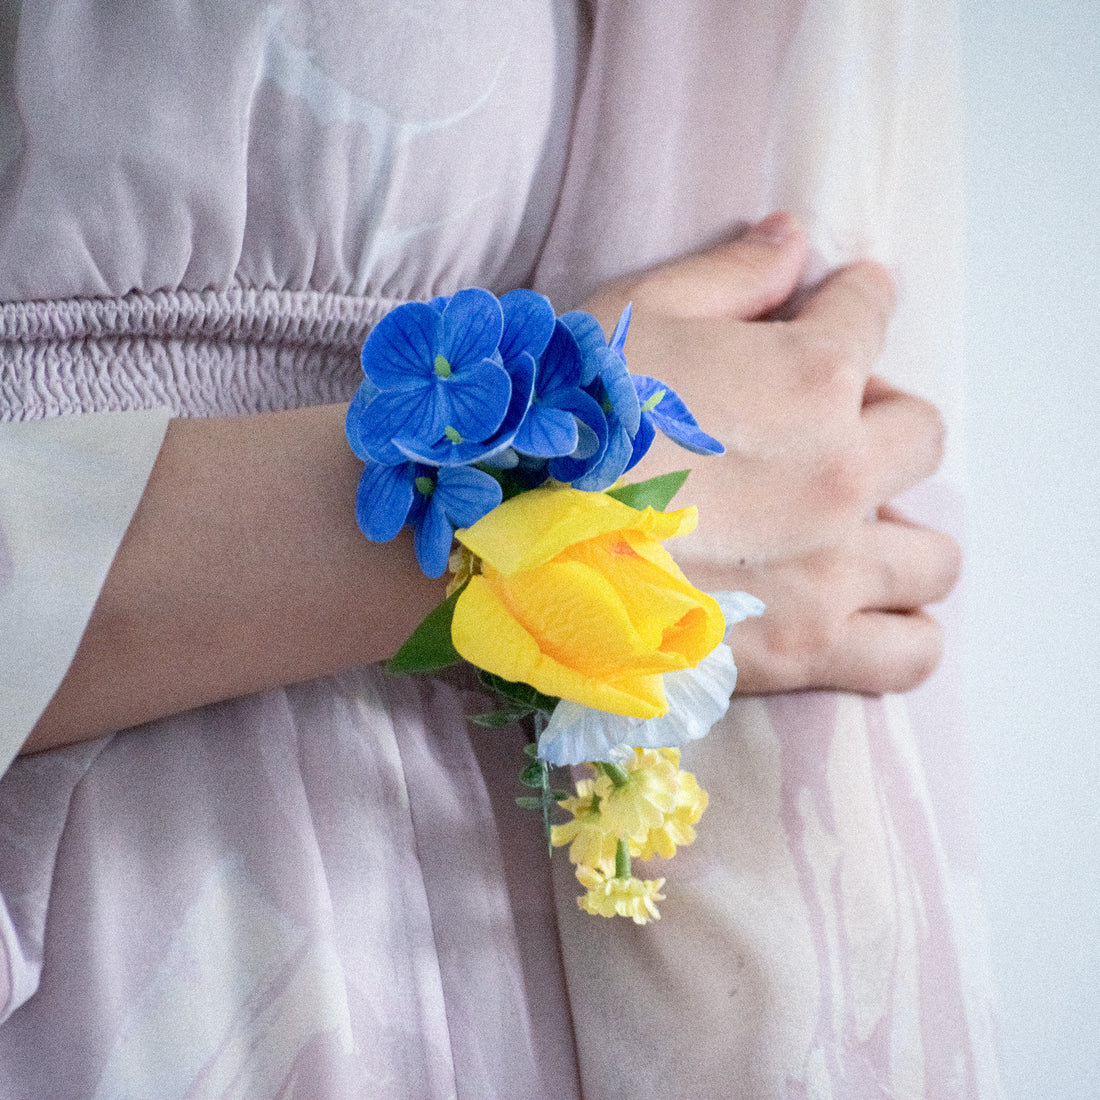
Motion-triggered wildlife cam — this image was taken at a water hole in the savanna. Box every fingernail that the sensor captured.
[749,211,795,244]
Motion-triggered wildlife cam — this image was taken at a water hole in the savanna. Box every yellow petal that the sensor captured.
[558,534,723,664]
[501,561,688,678]
[455,487,697,575]
[452,575,667,717]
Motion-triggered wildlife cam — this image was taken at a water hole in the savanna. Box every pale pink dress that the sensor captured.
[0,1,1001,1097]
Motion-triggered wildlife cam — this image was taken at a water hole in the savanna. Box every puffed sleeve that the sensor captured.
[0,409,170,775]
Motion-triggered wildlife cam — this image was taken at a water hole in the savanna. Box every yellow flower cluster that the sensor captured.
[551,748,708,924]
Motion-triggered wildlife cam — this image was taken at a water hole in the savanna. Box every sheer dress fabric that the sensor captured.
[0,1,1001,1097]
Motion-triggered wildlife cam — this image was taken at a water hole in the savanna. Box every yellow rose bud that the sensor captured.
[451,487,725,718]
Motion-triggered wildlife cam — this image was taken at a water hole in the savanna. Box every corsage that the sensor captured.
[346,287,763,923]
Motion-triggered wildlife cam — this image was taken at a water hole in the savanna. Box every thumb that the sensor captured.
[587,212,809,323]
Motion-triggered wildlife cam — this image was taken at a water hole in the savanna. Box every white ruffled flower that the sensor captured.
[537,591,764,766]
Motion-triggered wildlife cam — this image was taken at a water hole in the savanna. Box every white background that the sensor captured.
[960,2,1100,1096]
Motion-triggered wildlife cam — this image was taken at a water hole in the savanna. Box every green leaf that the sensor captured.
[476,670,559,715]
[387,587,464,674]
[520,761,548,788]
[606,469,690,512]
[469,706,534,728]
[476,706,535,727]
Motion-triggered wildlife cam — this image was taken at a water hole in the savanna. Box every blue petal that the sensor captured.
[535,320,584,397]
[559,309,606,356]
[355,461,416,542]
[496,347,537,426]
[571,421,633,491]
[570,416,601,461]
[442,288,504,369]
[537,698,637,766]
[537,642,739,765]
[481,447,520,469]
[436,465,503,528]
[558,310,609,385]
[413,493,455,578]
[623,408,656,472]
[395,352,535,467]
[361,302,443,391]
[345,384,376,461]
[500,289,555,364]
[634,375,725,455]
[440,357,511,442]
[597,347,641,436]
[512,403,579,457]
[609,302,632,356]
[355,385,448,465]
[546,389,608,483]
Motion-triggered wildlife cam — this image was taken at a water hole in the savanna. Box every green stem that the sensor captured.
[599,762,631,788]
[615,838,632,880]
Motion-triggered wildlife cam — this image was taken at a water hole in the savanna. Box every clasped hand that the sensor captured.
[582,213,961,695]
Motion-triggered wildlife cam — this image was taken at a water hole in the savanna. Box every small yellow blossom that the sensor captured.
[575,864,666,924]
[595,749,680,842]
[630,768,708,860]
[550,778,619,870]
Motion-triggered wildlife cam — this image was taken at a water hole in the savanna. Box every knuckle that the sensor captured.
[764,603,842,674]
[812,444,869,517]
[793,329,861,391]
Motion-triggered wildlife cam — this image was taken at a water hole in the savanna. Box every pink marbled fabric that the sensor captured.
[0,1,1001,1096]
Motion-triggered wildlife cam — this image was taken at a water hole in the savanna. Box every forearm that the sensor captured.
[24,403,441,753]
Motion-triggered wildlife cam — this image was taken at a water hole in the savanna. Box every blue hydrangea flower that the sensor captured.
[394,289,552,467]
[352,288,512,466]
[354,458,503,578]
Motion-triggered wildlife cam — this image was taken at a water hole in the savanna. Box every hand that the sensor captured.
[581,213,961,694]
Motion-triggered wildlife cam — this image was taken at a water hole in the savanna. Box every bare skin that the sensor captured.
[24,213,959,754]
[24,405,444,752]
[582,212,960,693]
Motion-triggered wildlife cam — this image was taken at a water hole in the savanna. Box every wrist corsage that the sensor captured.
[346,287,763,923]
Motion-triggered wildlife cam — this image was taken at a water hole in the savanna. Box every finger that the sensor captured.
[607,212,809,322]
[860,390,946,503]
[857,514,962,611]
[728,603,944,696]
[840,609,945,693]
[791,260,896,376]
